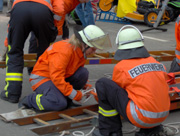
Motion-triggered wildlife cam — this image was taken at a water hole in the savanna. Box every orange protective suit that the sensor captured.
[112,56,170,128]
[175,15,180,65]
[29,40,86,101]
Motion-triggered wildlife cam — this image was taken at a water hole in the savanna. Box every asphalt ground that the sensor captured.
[0,4,180,136]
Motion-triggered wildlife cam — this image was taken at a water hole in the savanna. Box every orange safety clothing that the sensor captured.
[4,37,8,47]
[29,40,86,101]
[112,56,170,128]
[53,0,80,35]
[12,0,80,35]
[175,15,180,65]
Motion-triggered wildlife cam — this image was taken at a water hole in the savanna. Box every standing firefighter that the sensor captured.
[18,25,112,111]
[93,25,170,136]
[169,15,180,72]
[0,0,89,103]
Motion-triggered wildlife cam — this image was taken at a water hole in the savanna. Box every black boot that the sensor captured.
[18,96,29,109]
[135,125,164,136]
[92,129,123,136]
[0,91,19,103]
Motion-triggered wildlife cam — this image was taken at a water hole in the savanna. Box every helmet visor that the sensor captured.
[87,34,112,50]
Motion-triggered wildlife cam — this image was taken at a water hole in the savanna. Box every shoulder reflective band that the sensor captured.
[54,15,62,21]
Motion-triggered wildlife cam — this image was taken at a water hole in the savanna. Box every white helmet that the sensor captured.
[115,25,144,50]
[74,25,112,50]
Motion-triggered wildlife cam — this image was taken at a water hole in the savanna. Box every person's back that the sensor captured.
[93,25,170,136]
[113,56,170,128]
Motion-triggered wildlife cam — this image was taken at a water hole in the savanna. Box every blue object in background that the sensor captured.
[0,0,3,12]
[75,1,95,27]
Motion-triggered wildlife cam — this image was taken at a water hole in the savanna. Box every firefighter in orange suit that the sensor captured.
[169,15,180,72]
[18,25,112,111]
[0,0,90,103]
[93,25,170,136]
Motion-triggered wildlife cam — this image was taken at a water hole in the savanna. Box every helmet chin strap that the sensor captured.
[83,44,90,59]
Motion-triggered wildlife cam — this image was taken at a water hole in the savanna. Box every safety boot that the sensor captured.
[135,125,166,136]
[92,128,123,136]
[0,91,19,103]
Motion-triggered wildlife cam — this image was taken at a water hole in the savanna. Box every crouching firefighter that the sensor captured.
[93,25,170,136]
[18,25,112,111]
[169,15,180,72]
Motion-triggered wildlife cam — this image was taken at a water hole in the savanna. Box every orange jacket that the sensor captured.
[12,0,80,35]
[29,40,86,101]
[175,15,180,64]
[112,56,170,128]
[54,0,80,35]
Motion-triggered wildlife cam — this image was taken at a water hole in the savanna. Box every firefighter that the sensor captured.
[93,25,170,136]
[169,15,180,72]
[18,25,112,111]
[0,0,90,103]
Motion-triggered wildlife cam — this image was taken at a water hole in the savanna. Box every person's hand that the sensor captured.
[73,90,83,101]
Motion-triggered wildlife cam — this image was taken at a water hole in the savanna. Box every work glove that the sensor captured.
[73,90,83,101]
[73,87,94,104]
[0,46,8,61]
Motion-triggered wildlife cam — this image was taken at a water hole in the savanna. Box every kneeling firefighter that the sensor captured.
[18,25,112,111]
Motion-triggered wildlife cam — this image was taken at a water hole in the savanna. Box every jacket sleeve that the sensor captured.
[48,50,82,100]
[51,0,65,16]
[54,16,65,35]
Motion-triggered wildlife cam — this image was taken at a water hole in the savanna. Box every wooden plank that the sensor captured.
[59,114,77,121]
[0,51,176,68]
[24,53,37,60]
[30,116,96,135]
[83,109,98,116]
[33,118,50,126]
[12,104,98,126]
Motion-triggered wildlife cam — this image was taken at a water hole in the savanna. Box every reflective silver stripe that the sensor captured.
[45,0,50,4]
[30,74,46,86]
[176,16,180,23]
[136,105,169,118]
[68,89,77,99]
[175,49,180,56]
[54,15,62,21]
[130,101,168,127]
[14,0,51,5]
[175,49,180,64]
[47,45,53,51]
[176,57,180,64]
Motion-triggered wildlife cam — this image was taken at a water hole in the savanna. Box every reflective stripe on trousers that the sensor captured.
[130,101,169,127]
[99,106,119,117]
[5,73,23,81]
[36,94,44,110]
